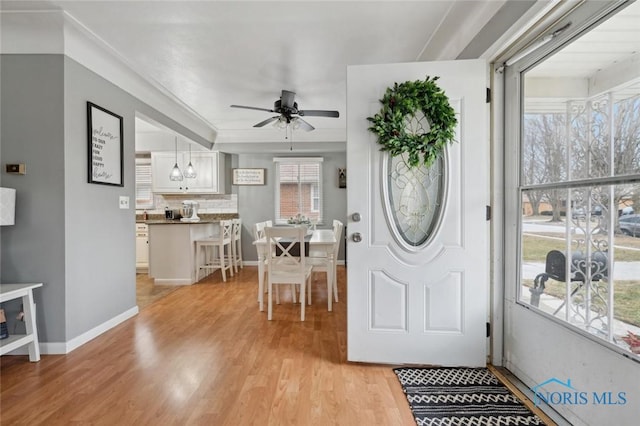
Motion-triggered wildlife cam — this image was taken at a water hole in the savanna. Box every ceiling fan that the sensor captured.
[230,90,339,131]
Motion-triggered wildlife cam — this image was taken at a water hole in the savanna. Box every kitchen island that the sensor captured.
[142,215,237,285]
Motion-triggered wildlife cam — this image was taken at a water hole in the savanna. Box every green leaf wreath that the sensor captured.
[367,76,457,168]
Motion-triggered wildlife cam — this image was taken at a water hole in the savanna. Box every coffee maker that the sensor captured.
[180,200,200,222]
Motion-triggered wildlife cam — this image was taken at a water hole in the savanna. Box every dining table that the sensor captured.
[253,228,337,312]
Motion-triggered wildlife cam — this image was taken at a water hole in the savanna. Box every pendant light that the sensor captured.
[169,136,183,181]
[183,144,197,179]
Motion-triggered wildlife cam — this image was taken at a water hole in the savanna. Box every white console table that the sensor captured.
[0,283,42,362]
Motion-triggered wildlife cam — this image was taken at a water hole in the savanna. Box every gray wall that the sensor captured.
[237,152,347,262]
[63,57,138,338]
[1,55,67,341]
[1,54,216,345]
[0,54,344,345]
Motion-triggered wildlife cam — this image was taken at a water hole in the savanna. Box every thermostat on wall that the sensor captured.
[5,164,26,175]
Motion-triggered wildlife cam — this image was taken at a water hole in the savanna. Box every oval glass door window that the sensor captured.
[383,150,447,250]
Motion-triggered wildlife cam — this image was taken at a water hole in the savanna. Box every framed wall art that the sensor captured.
[87,101,124,186]
[232,168,266,185]
[338,168,346,188]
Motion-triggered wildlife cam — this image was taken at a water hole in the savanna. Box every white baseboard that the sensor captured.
[243,260,346,266]
[39,341,68,355]
[15,306,140,355]
[153,278,193,285]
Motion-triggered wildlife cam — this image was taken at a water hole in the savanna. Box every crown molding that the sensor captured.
[0,10,64,54]
[214,127,346,144]
[213,141,346,155]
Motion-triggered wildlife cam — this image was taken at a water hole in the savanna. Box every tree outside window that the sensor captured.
[520,79,640,358]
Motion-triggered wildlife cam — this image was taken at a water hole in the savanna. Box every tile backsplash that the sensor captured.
[137,193,237,214]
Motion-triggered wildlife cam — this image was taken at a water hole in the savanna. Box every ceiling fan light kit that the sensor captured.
[230,89,339,133]
[273,116,288,129]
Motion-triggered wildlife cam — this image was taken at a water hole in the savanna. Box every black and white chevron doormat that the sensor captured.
[393,367,545,426]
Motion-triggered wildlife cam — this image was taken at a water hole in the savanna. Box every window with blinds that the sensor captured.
[274,157,323,224]
[135,158,154,209]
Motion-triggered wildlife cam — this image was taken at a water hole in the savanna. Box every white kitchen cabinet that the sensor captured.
[136,223,149,272]
[151,151,225,194]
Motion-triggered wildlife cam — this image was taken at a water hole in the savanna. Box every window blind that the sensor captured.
[274,157,323,224]
[135,158,154,209]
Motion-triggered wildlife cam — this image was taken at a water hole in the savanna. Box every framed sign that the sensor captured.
[87,102,124,186]
[233,168,266,185]
[338,168,346,188]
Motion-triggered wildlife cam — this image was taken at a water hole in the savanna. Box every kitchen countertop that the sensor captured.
[144,219,222,225]
[136,213,238,224]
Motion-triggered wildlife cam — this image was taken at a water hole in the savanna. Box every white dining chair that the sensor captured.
[254,221,267,240]
[331,220,343,302]
[254,221,269,310]
[307,220,343,309]
[255,220,305,310]
[265,226,312,321]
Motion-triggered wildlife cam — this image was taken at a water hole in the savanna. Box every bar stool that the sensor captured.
[195,220,234,282]
[231,218,244,273]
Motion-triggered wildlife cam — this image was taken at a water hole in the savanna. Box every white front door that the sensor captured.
[346,59,488,366]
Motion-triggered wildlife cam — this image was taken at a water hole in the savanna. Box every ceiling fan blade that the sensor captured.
[253,116,280,128]
[295,118,315,132]
[280,90,296,109]
[230,105,274,113]
[298,110,340,118]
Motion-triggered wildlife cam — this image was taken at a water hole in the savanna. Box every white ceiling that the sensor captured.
[2,0,527,151]
[523,1,640,113]
[527,0,640,79]
[4,1,639,151]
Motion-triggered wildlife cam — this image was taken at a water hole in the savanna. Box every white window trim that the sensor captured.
[273,157,324,225]
[310,183,320,213]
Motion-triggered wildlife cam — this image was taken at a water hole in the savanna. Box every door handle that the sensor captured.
[352,232,362,243]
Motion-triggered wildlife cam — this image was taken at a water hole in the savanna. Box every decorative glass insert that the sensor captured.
[384,151,445,249]
[404,110,431,136]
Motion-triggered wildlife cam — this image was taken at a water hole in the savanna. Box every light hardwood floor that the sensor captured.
[1,267,416,425]
[1,266,553,425]
[136,273,180,310]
